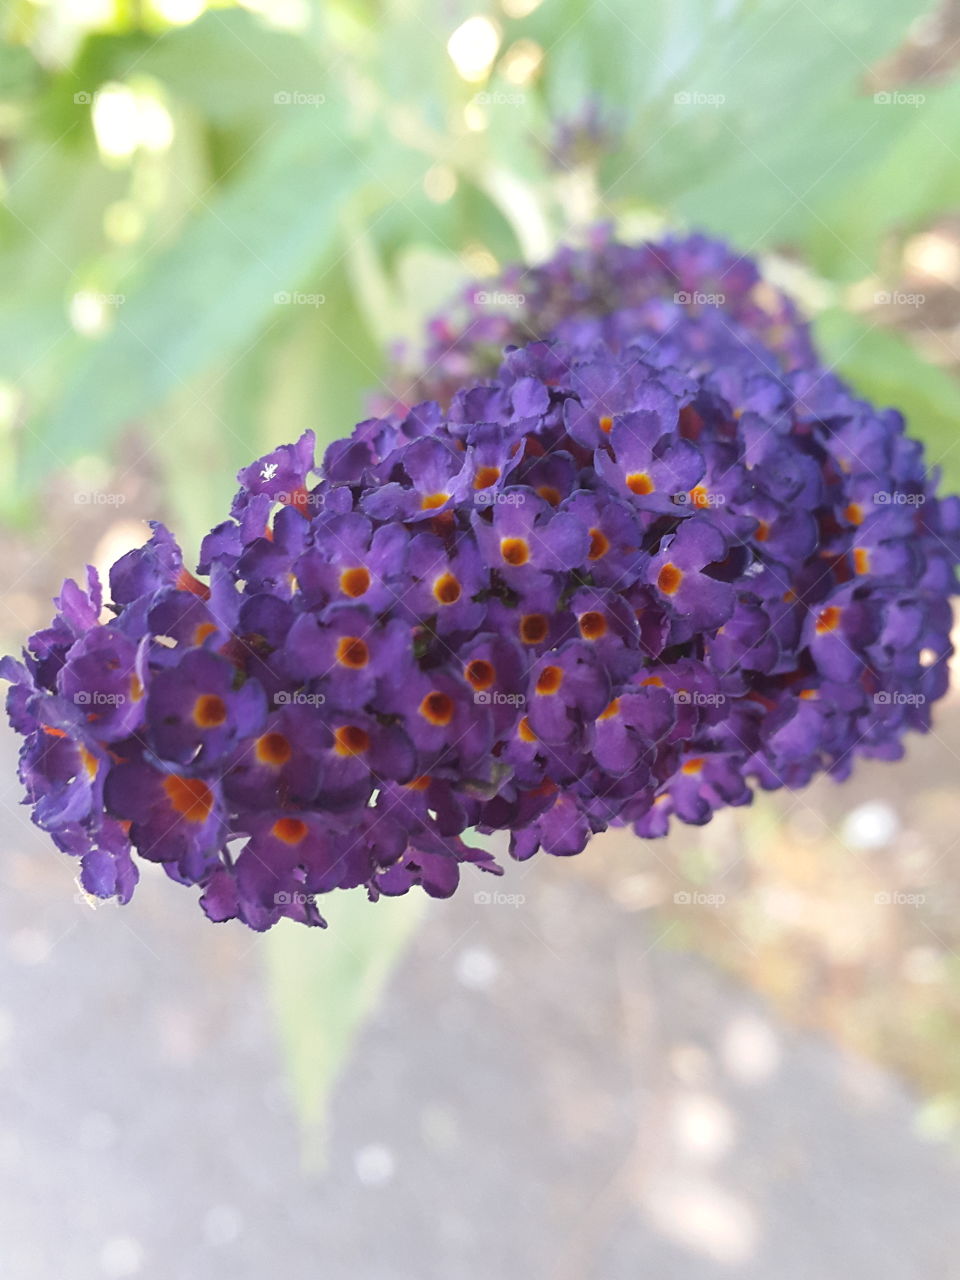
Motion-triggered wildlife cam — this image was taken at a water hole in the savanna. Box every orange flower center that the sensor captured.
[256,732,292,766]
[588,528,610,560]
[420,491,450,511]
[519,614,548,644]
[465,658,495,691]
[518,716,537,743]
[334,725,370,756]
[192,693,227,728]
[657,563,683,595]
[500,537,530,567]
[535,665,563,695]
[419,691,455,726]
[272,817,308,844]
[163,775,214,823]
[815,605,842,634]
[339,567,371,598]
[627,472,654,496]
[474,466,500,490]
[579,611,607,640]
[433,572,462,605]
[336,636,370,668]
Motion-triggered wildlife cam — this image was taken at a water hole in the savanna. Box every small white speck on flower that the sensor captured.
[354,1143,396,1187]
[840,800,899,851]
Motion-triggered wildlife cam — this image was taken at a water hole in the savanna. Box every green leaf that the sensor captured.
[527,0,931,260]
[802,78,960,280]
[263,891,425,1159]
[814,307,960,492]
[20,109,359,485]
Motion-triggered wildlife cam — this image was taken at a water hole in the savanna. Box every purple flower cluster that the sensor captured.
[3,232,957,930]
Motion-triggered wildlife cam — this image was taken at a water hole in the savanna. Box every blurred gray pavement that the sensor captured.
[1,722,960,1280]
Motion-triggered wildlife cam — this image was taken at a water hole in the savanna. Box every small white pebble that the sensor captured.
[841,801,899,851]
[455,946,499,990]
[353,1143,396,1187]
[203,1204,243,1246]
[99,1236,143,1277]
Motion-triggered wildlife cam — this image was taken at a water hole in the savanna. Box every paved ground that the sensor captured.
[2,723,960,1280]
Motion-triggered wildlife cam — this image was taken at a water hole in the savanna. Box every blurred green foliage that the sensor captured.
[4,0,960,1139]
[3,0,960,541]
